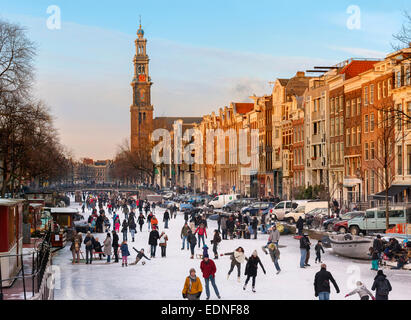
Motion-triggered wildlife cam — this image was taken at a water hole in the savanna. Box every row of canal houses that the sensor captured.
[154,45,411,206]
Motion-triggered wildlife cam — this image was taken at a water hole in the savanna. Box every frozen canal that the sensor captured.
[53,202,411,300]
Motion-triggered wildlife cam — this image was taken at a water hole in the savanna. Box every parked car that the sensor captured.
[348,206,410,235]
[241,202,275,216]
[269,200,308,221]
[223,198,256,212]
[323,211,365,232]
[179,203,194,212]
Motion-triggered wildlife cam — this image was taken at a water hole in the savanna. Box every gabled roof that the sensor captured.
[339,60,379,80]
[278,79,289,86]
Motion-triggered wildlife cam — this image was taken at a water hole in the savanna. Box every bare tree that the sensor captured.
[112,139,154,185]
[365,103,405,230]
[392,11,411,51]
[0,19,35,97]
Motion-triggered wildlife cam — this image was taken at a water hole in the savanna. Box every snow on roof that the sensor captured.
[0,199,25,206]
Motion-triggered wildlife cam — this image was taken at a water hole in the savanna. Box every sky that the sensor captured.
[0,0,409,159]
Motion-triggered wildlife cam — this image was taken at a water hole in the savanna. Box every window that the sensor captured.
[398,145,403,175]
[406,65,411,85]
[371,141,375,159]
[340,117,344,135]
[335,116,339,136]
[407,145,411,175]
[378,82,381,100]
[340,96,344,112]
[407,102,411,130]
[365,143,369,160]
[340,142,344,164]
[346,101,351,118]
[364,115,369,133]
[352,99,356,117]
[370,84,374,104]
[371,170,375,194]
[396,71,402,88]
[357,98,361,115]
[352,127,356,146]
[370,113,375,132]
[346,129,351,147]
[378,139,382,159]
[357,126,361,145]
[364,87,369,105]
[330,118,334,137]
[397,104,402,131]
[383,81,387,98]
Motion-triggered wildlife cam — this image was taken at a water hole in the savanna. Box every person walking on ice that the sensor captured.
[130,248,151,265]
[243,250,266,292]
[267,243,281,274]
[182,268,203,300]
[345,281,375,300]
[222,247,245,282]
[200,254,221,300]
[314,264,340,300]
[315,240,325,263]
[120,240,130,267]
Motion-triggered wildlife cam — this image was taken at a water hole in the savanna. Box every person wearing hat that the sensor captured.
[371,270,392,300]
[243,250,266,292]
[314,264,340,300]
[182,268,203,300]
[299,233,311,268]
[200,254,221,300]
[345,281,375,300]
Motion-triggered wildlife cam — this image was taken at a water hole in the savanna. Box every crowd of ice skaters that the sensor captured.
[68,192,395,301]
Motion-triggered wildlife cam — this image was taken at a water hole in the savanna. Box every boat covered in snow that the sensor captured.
[329,233,373,260]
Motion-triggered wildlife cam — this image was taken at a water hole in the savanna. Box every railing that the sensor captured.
[0,229,52,300]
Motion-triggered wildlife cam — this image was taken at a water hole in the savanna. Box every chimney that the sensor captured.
[296,71,305,77]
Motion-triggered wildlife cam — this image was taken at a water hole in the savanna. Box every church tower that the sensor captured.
[130,22,153,153]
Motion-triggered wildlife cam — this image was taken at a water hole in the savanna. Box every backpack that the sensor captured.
[378,279,390,296]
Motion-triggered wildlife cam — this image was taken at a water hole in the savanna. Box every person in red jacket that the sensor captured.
[195,223,207,248]
[200,254,221,300]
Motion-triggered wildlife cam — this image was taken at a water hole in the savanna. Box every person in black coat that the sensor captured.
[83,232,96,264]
[187,229,197,259]
[243,250,266,292]
[314,264,340,300]
[128,218,137,242]
[148,227,160,258]
[251,217,258,239]
[373,235,384,265]
[112,230,119,263]
[137,213,145,232]
[121,219,128,242]
[211,230,221,259]
[226,216,235,240]
[371,270,392,300]
[296,216,304,236]
[164,210,170,229]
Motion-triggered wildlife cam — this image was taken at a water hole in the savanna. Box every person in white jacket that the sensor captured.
[345,281,375,300]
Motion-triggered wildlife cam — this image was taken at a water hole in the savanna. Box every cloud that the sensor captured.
[327,45,386,59]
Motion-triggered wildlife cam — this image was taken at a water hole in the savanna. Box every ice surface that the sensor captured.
[53,200,411,300]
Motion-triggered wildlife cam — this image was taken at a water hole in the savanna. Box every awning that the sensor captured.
[372,185,410,198]
[343,178,362,188]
